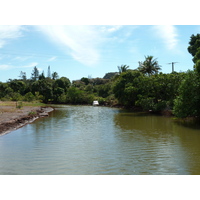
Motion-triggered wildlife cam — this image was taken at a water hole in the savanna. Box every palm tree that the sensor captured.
[138,56,161,76]
[118,65,130,74]
[52,72,59,80]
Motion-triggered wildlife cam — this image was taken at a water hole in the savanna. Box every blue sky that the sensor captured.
[0,25,199,82]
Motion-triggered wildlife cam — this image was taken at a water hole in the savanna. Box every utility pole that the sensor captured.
[167,62,178,72]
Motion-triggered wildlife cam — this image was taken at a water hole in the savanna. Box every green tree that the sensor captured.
[118,65,129,74]
[0,82,6,98]
[138,56,161,76]
[31,79,53,103]
[39,71,45,80]
[188,34,200,74]
[52,72,59,80]
[19,71,27,81]
[195,60,200,74]
[31,66,39,81]
[81,77,90,85]
[113,70,143,107]
[54,77,71,93]
[96,82,112,98]
[66,87,85,104]
[136,72,185,112]
[2,87,14,100]
[53,87,65,102]
[23,92,35,102]
[8,79,26,95]
[10,92,23,101]
[188,34,200,59]
[89,78,109,86]
[66,87,95,104]
[173,70,200,118]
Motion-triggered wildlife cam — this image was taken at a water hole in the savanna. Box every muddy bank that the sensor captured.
[0,106,54,136]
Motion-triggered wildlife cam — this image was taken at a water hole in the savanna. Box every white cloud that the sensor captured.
[21,62,38,69]
[101,25,123,33]
[152,25,179,50]
[0,64,10,70]
[47,56,57,62]
[0,25,24,48]
[36,25,100,66]
[36,25,134,66]
[0,62,38,70]
[13,56,32,61]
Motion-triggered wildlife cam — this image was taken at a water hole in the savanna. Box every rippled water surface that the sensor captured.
[1,105,200,175]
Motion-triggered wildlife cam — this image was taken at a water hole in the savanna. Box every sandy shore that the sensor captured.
[0,103,54,136]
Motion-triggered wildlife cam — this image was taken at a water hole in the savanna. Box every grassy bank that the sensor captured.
[0,101,46,107]
[0,101,53,135]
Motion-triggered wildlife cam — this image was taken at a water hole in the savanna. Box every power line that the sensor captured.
[167,62,178,72]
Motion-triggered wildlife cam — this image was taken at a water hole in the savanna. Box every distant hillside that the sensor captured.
[103,72,118,79]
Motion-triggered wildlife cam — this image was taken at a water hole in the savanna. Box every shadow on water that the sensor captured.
[119,109,200,130]
[174,119,200,130]
[114,109,200,175]
[114,111,173,134]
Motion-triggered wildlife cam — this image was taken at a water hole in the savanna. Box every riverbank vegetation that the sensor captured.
[0,101,54,135]
[1,34,200,119]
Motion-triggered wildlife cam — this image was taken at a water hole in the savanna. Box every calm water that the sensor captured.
[0,105,200,175]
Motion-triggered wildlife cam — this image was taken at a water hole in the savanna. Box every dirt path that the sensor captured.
[0,102,54,136]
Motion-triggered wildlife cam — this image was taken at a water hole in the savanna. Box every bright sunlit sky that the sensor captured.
[0,25,199,82]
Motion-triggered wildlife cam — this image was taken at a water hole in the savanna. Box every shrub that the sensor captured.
[23,92,35,102]
[16,101,23,109]
[11,93,23,101]
[28,111,37,115]
[173,70,200,118]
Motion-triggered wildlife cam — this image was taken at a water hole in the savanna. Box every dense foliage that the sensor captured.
[173,70,200,118]
[138,56,161,76]
[1,34,200,119]
[174,33,200,118]
[0,64,186,115]
[0,67,115,105]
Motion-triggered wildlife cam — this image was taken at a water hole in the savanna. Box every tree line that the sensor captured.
[1,34,200,119]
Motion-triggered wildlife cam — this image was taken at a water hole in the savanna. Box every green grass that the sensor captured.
[22,101,46,107]
[28,111,37,115]
[0,101,46,107]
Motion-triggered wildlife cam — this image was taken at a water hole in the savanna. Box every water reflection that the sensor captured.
[114,111,200,174]
[0,106,200,175]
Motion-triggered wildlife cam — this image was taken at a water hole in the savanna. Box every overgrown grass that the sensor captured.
[28,111,37,116]
[22,101,46,107]
[0,101,46,107]
[0,107,18,113]
[16,101,23,109]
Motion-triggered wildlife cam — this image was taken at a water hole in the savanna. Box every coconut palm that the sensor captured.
[118,65,130,74]
[138,56,161,76]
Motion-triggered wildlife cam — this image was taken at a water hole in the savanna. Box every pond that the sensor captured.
[0,105,200,175]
